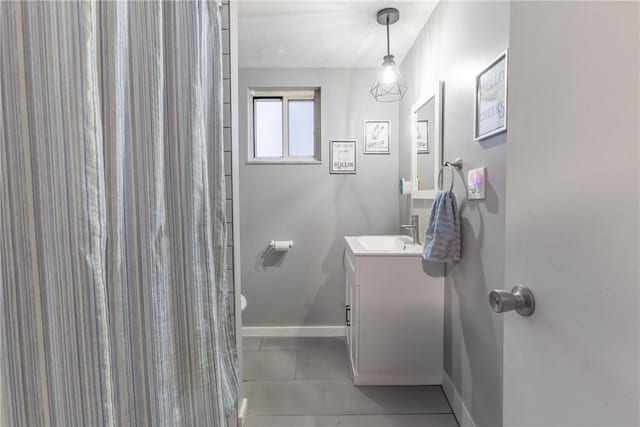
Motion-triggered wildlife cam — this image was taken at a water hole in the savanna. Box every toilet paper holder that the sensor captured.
[269,240,294,251]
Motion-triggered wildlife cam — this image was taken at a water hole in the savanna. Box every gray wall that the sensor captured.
[239,68,399,326]
[398,2,509,427]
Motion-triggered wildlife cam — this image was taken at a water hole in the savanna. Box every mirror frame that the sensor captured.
[410,80,444,199]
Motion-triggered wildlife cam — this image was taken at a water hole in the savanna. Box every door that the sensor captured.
[349,283,359,375]
[345,250,351,347]
[344,251,358,374]
[502,2,639,426]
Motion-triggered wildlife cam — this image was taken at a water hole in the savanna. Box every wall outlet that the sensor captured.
[468,167,486,200]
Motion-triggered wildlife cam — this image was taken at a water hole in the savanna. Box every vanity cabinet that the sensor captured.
[344,236,445,385]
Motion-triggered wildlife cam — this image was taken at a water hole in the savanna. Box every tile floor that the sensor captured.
[242,336,458,427]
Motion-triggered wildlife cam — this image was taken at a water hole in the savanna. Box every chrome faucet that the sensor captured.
[401,214,421,245]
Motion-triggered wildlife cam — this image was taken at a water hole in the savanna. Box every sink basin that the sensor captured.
[357,235,413,251]
[344,235,423,256]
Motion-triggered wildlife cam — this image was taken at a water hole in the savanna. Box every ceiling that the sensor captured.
[238,1,438,68]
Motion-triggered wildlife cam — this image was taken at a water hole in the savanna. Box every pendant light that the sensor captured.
[370,8,407,102]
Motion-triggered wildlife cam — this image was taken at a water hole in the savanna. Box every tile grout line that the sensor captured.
[243,378,362,383]
[246,412,456,416]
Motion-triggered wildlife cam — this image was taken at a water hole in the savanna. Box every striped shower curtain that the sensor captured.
[0,1,238,426]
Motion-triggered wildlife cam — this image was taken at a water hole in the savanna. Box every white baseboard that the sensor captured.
[237,398,248,427]
[242,325,346,337]
[442,369,476,427]
[353,373,442,386]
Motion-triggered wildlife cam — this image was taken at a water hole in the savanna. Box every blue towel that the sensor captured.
[422,190,461,262]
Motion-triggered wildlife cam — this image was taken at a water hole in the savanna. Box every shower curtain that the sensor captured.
[0,1,238,426]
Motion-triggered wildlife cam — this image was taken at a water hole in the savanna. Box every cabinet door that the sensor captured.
[349,283,359,373]
[344,250,357,374]
[345,265,351,346]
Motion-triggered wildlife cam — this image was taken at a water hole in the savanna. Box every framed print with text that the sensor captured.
[330,140,357,174]
[474,50,508,140]
[416,120,429,153]
[363,120,390,154]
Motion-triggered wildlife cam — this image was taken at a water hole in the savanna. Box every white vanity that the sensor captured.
[343,235,444,385]
[340,81,447,386]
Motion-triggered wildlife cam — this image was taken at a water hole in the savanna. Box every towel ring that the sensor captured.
[438,157,463,192]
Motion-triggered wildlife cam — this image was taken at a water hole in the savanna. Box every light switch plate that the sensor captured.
[468,167,486,200]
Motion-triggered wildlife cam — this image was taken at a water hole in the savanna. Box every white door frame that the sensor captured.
[229,2,247,425]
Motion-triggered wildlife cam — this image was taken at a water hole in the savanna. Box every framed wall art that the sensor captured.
[416,120,429,153]
[329,140,357,174]
[363,120,390,154]
[474,50,508,141]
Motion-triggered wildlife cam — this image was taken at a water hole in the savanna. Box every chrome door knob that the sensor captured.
[489,284,535,316]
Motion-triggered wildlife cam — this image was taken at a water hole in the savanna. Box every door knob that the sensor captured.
[489,284,535,316]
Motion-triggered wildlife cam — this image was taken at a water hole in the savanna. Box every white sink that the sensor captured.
[345,235,423,256]
[357,235,412,251]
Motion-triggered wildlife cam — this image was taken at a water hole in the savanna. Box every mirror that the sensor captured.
[415,97,436,190]
[410,81,443,199]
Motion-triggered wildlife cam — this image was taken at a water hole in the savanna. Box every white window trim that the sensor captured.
[247,88,321,164]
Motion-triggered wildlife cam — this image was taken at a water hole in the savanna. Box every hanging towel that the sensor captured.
[422,190,461,262]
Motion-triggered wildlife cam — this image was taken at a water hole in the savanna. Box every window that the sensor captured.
[249,88,321,163]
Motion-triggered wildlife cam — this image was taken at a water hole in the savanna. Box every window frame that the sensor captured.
[247,88,321,164]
